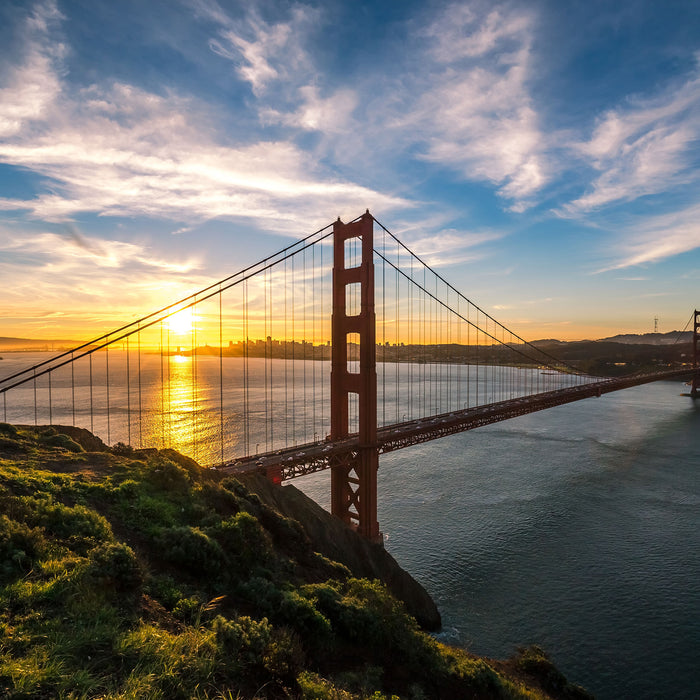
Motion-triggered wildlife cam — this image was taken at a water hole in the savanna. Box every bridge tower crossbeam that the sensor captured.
[330,212,381,543]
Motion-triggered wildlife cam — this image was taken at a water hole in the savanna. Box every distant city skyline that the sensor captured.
[1,0,699,342]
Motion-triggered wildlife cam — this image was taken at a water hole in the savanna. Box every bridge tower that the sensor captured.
[330,212,381,543]
[692,309,700,399]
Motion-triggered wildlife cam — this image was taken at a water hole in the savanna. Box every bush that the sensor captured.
[112,442,135,456]
[87,542,143,591]
[212,614,271,665]
[209,511,273,574]
[22,497,113,555]
[0,515,46,581]
[147,458,191,492]
[157,526,225,577]
[173,595,203,625]
[279,589,332,640]
[263,627,305,679]
[38,432,84,453]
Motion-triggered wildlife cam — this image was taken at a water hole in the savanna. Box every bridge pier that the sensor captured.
[330,212,381,543]
[692,310,700,399]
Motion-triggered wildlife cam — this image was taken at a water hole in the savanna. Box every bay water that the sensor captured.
[1,353,698,698]
[297,379,700,699]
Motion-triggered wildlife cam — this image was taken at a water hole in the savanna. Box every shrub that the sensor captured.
[221,476,248,497]
[22,498,113,555]
[212,614,272,666]
[263,627,305,679]
[209,511,273,574]
[112,442,135,456]
[87,542,143,591]
[236,576,283,616]
[38,432,84,453]
[157,526,225,577]
[173,595,203,625]
[146,458,191,492]
[279,590,332,640]
[0,515,46,581]
[145,574,183,609]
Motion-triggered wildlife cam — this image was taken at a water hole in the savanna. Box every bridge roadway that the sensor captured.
[219,367,697,482]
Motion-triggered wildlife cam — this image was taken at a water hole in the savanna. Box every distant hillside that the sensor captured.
[599,331,692,345]
[0,337,83,351]
[532,338,693,376]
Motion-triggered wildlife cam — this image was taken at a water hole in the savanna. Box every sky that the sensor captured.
[1,0,699,342]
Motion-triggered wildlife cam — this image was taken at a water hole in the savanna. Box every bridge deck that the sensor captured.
[220,368,696,481]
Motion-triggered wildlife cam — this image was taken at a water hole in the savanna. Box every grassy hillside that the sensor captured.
[0,423,591,699]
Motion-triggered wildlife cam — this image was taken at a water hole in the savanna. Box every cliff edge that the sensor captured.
[237,472,441,630]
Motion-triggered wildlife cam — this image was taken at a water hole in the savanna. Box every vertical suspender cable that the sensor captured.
[160,321,165,448]
[264,266,269,450]
[106,342,110,445]
[284,258,289,447]
[192,301,197,461]
[395,238,399,423]
[71,353,75,425]
[167,327,171,446]
[219,286,224,464]
[126,336,131,446]
[89,354,94,433]
[312,243,317,440]
[243,280,249,455]
[138,326,142,447]
[269,267,274,450]
[291,256,295,444]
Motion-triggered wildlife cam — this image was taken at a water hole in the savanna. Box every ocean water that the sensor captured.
[297,380,700,699]
[2,353,698,698]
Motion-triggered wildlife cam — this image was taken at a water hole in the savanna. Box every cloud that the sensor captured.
[564,59,700,213]
[0,226,201,274]
[402,4,548,206]
[0,77,406,233]
[260,85,358,133]
[0,223,208,327]
[0,0,65,137]
[596,201,700,271]
[206,4,319,96]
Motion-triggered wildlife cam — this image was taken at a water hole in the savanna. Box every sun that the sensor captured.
[166,308,195,336]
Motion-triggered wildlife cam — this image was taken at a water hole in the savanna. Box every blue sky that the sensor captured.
[1,0,699,340]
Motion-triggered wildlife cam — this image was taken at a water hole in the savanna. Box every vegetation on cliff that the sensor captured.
[0,423,590,699]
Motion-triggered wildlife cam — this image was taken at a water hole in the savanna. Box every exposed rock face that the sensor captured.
[238,473,442,631]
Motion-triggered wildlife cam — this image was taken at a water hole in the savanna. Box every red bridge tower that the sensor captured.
[330,212,381,543]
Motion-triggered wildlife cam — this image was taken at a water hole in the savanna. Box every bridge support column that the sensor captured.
[692,310,700,399]
[330,212,381,543]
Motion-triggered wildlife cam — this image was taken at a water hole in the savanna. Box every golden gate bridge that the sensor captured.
[2,212,698,541]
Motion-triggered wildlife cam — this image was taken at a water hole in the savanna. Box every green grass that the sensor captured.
[0,425,590,699]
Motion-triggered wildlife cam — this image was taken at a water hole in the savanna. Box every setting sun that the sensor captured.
[166,308,195,336]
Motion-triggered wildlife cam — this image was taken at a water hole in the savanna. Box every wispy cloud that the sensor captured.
[0,4,406,234]
[403,4,548,207]
[564,57,700,213]
[0,224,207,323]
[206,3,318,96]
[596,200,700,271]
[0,0,65,137]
